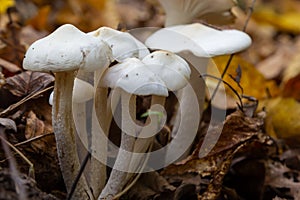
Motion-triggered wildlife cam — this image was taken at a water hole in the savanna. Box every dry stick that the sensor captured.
[0,134,34,178]
[0,86,54,118]
[14,133,53,147]
[67,151,91,200]
[0,130,28,200]
[209,0,256,104]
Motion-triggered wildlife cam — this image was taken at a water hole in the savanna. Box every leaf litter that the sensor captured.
[0,0,300,199]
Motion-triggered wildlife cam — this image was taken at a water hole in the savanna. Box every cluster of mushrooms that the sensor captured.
[22,0,252,199]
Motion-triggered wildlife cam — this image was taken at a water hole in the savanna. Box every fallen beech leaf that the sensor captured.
[265,160,300,199]
[0,0,15,14]
[26,5,51,31]
[282,73,300,101]
[25,110,54,153]
[282,53,300,84]
[208,56,280,101]
[262,98,300,147]
[162,111,272,199]
[127,172,176,200]
[0,58,21,73]
[4,71,54,97]
[253,5,300,34]
[56,0,119,31]
[163,111,270,175]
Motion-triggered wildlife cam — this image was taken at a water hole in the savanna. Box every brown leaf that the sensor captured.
[4,71,54,97]
[282,73,300,101]
[0,58,21,73]
[25,110,54,153]
[126,172,176,200]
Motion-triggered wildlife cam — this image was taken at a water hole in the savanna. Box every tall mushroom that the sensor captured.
[86,27,150,196]
[145,23,251,158]
[23,24,112,199]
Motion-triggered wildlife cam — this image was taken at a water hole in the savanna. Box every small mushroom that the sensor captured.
[23,24,112,199]
[99,58,168,199]
[48,78,94,105]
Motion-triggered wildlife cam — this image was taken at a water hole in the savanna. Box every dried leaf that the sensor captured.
[253,5,300,34]
[0,58,21,73]
[25,110,54,153]
[265,160,300,198]
[56,0,119,31]
[4,71,54,97]
[0,0,15,14]
[282,74,300,101]
[262,98,300,147]
[126,172,176,200]
[208,56,280,100]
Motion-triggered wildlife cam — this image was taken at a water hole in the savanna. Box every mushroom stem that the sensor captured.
[88,70,111,197]
[89,87,109,197]
[99,89,136,200]
[170,56,207,159]
[53,71,92,199]
[127,95,166,179]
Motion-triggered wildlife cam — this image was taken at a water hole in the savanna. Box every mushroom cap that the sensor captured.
[145,23,252,57]
[23,24,113,72]
[88,27,150,62]
[101,58,168,96]
[142,50,191,91]
[72,78,94,103]
[48,78,94,105]
[158,0,236,26]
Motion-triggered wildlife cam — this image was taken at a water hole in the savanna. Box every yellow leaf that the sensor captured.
[253,6,300,34]
[0,0,15,14]
[207,55,280,100]
[261,98,300,147]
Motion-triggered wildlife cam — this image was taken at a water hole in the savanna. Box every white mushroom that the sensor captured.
[88,27,151,196]
[145,23,252,158]
[145,23,251,57]
[48,78,94,105]
[99,58,168,199]
[158,0,236,26]
[88,27,150,62]
[23,24,112,199]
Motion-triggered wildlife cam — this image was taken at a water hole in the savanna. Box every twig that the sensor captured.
[0,86,54,118]
[67,151,91,200]
[0,129,28,200]
[14,132,53,147]
[0,134,35,178]
[201,74,244,110]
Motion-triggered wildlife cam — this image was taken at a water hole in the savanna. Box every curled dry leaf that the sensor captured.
[4,71,54,97]
[161,111,273,198]
[265,160,300,199]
